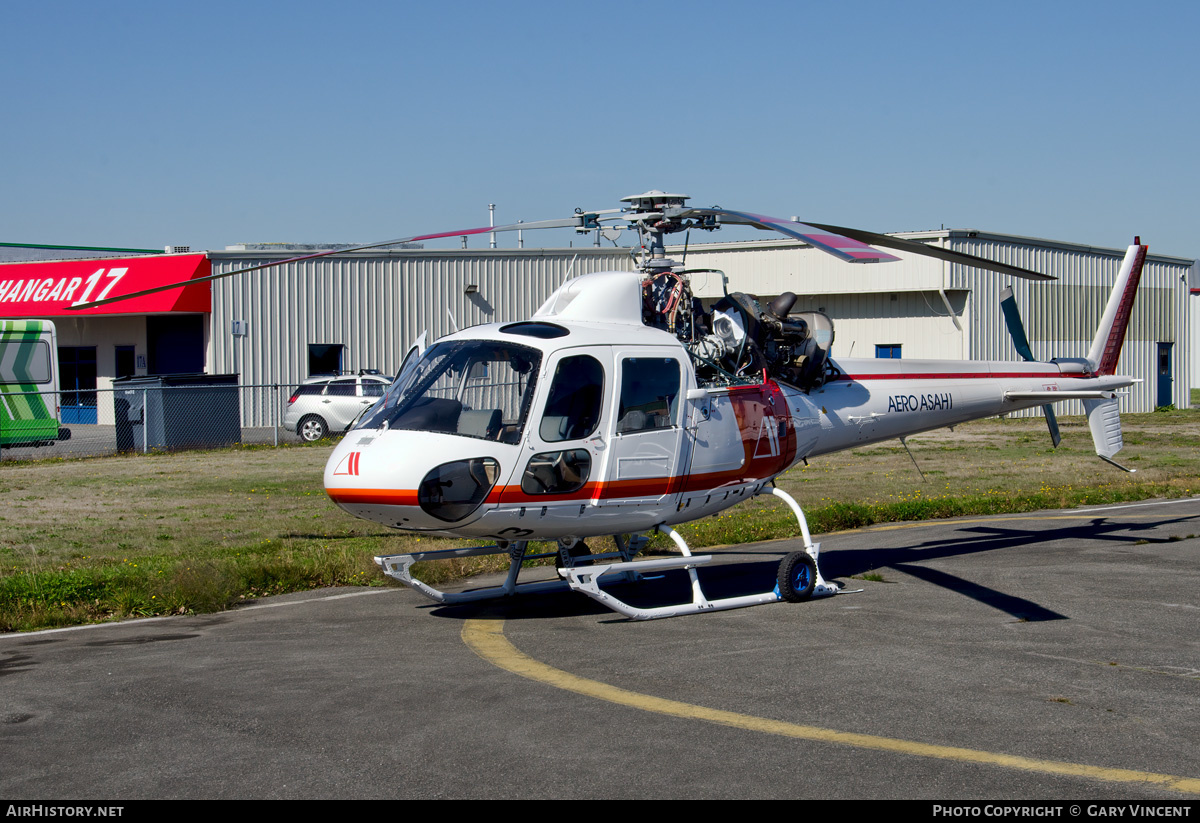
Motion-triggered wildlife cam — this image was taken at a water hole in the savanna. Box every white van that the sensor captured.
[0,319,70,448]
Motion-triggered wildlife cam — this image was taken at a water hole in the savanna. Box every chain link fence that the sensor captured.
[0,383,339,461]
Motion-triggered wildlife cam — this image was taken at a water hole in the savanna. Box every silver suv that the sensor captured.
[284,374,391,441]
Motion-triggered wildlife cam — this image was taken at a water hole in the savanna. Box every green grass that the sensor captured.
[2,409,1198,632]
[854,571,887,583]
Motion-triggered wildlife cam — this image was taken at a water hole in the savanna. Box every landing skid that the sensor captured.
[374,534,649,605]
[761,485,841,600]
[561,486,840,619]
[559,525,777,619]
[374,486,840,619]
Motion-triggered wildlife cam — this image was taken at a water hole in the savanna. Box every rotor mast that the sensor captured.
[619,190,710,272]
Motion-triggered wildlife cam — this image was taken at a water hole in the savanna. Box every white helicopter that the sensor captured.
[75,191,1149,620]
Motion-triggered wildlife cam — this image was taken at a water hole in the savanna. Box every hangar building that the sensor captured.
[206,245,633,424]
[672,230,1193,416]
[0,230,1191,429]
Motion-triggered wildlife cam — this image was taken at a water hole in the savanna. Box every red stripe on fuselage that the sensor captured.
[832,371,1063,381]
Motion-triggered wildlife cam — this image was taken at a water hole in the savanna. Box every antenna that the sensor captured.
[899,436,927,483]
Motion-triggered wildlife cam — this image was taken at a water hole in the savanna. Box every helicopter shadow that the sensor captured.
[427,553,789,623]
[821,512,1200,622]
[428,510,1199,623]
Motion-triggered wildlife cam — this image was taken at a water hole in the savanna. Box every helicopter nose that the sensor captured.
[411,456,501,523]
[323,432,506,529]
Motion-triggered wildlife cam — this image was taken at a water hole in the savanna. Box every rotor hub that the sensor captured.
[619,190,691,213]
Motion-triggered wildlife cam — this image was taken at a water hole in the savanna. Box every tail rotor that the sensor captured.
[999,286,1061,448]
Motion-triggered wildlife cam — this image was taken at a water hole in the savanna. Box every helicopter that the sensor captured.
[73,190,1149,620]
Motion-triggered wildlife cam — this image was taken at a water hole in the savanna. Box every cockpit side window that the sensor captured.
[539,355,604,442]
[616,357,680,434]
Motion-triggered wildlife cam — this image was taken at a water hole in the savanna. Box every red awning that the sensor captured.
[0,253,210,316]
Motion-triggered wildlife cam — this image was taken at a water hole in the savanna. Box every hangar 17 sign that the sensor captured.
[0,254,211,316]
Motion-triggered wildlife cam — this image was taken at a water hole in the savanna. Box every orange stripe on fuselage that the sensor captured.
[326,466,789,509]
[326,488,419,506]
[495,482,602,504]
[327,382,801,509]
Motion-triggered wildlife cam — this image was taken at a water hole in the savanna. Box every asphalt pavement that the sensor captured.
[3,498,1199,799]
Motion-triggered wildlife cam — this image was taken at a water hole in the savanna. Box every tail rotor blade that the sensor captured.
[1000,286,1060,448]
[999,286,1035,362]
[1043,404,1062,448]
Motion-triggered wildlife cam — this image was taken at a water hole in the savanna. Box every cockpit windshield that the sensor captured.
[355,340,542,444]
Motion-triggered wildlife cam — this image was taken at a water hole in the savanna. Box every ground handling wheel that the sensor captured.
[776,551,817,602]
[555,540,593,569]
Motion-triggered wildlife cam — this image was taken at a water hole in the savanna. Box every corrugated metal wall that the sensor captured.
[1192,291,1200,390]
[676,239,967,359]
[946,234,1191,414]
[676,239,946,297]
[817,290,969,360]
[678,232,1192,416]
[209,248,631,425]
[1189,263,1200,391]
[207,233,1190,427]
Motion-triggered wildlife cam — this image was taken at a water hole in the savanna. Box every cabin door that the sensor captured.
[595,348,688,508]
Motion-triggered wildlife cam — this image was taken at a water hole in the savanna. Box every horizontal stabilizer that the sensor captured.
[1005,391,1118,401]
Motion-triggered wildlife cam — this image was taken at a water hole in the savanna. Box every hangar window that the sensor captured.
[309,344,344,376]
[875,344,902,359]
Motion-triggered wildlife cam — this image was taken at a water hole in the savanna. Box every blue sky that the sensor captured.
[3,1,1196,258]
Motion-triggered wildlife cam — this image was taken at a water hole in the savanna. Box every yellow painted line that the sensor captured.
[463,618,1200,795]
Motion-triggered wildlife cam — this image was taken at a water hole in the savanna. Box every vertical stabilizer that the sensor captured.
[1083,396,1133,472]
[1085,242,1148,375]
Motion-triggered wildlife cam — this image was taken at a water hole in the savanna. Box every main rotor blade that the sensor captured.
[803,222,1055,281]
[674,208,1052,279]
[674,208,902,264]
[68,217,583,310]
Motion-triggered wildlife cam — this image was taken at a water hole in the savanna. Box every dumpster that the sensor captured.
[113,373,241,452]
